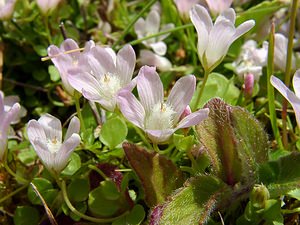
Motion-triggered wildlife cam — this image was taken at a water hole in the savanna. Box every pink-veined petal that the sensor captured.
[117,90,145,129]
[146,10,160,34]
[116,44,136,85]
[145,129,174,144]
[65,116,80,140]
[293,70,300,98]
[190,5,212,58]
[38,114,62,143]
[1,103,20,133]
[140,50,172,71]
[137,66,163,113]
[205,18,235,68]
[176,108,209,129]
[271,75,300,127]
[27,120,47,144]
[167,75,196,122]
[232,20,255,42]
[91,46,116,75]
[61,39,80,58]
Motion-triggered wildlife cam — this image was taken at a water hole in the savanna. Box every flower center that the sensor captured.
[47,137,61,153]
[98,73,122,101]
[145,102,175,130]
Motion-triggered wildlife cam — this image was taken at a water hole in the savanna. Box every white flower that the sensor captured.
[118,66,209,143]
[274,33,296,72]
[0,91,20,160]
[174,0,201,20]
[190,5,255,72]
[205,0,233,15]
[27,114,81,174]
[233,40,268,81]
[134,10,174,55]
[139,50,172,71]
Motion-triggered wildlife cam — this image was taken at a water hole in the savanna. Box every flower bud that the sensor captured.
[250,184,270,209]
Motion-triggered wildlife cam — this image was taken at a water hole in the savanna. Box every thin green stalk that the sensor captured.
[282,0,298,148]
[2,152,28,184]
[112,0,157,49]
[132,125,152,149]
[0,183,28,204]
[267,22,283,149]
[128,23,193,47]
[60,180,129,223]
[193,69,210,111]
[74,91,86,132]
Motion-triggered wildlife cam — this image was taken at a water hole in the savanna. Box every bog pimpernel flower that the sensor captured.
[0,0,16,20]
[48,39,95,96]
[139,50,172,72]
[190,5,255,72]
[27,114,81,174]
[68,44,136,112]
[174,0,201,20]
[118,66,209,143]
[0,92,20,160]
[36,0,62,15]
[271,70,300,128]
[205,0,233,15]
[134,10,174,56]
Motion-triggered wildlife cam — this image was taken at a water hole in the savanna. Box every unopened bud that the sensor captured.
[250,184,270,209]
[244,73,254,99]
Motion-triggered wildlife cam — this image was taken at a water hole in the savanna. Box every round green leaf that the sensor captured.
[70,201,87,221]
[88,186,120,217]
[112,204,145,225]
[100,117,128,149]
[14,206,40,225]
[28,178,56,205]
[48,65,60,82]
[61,152,81,176]
[67,178,90,202]
[100,180,120,200]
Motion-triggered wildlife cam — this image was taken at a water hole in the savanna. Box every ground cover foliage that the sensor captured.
[1,0,300,224]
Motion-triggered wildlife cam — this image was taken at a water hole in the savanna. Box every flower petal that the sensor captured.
[134,18,146,38]
[1,103,20,134]
[190,5,212,59]
[271,75,300,127]
[91,46,116,75]
[27,120,47,144]
[205,18,235,68]
[61,39,80,58]
[137,66,163,113]
[149,42,167,56]
[176,108,209,129]
[167,75,196,122]
[117,90,145,129]
[116,44,136,85]
[33,138,53,171]
[146,10,160,34]
[65,116,80,140]
[140,50,172,71]
[232,20,255,42]
[159,23,175,41]
[38,114,62,143]
[145,129,174,143]
[293,70,300,98]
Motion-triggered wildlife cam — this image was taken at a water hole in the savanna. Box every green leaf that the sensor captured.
[156,176,231,225]
[196,98,268,186]
[173,134,194,152]
[61,152,81,176]
[100,180,121,200]
[13,206,40,225]
[67,178,90,202]
[88,186,120,217]
[28,178,58,205]
[70,201,87,221]
[123,143,185,207]
[18,147,36,164]
[100,117,128,149]
[48,65,60,82]
[112,204,145,225]
[191,73,240,109]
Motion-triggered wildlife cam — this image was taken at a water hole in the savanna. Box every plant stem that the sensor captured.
[267,22,283,149]
[282,0,298,148]
[128,24,193,47]
[112,0,157,49]
[193,69,210,111]
[60,180,129,223]
[74,91,86,132]
[2,152,28,184]
[0,183,28,204]
[132,126,152,149]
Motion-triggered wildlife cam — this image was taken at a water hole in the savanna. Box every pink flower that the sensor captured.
[118,66,209,143]
[0,0,16,20]
[48,39,95,95]
[27,114,81,174]
[205,0,233,15]
[36,0,62,15]
[0,91,20,160]
[271,70,300,128]
[68,44,136,112]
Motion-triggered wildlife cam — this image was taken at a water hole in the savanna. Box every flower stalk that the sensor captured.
[282,0,298,148]
[74,91,85,132]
